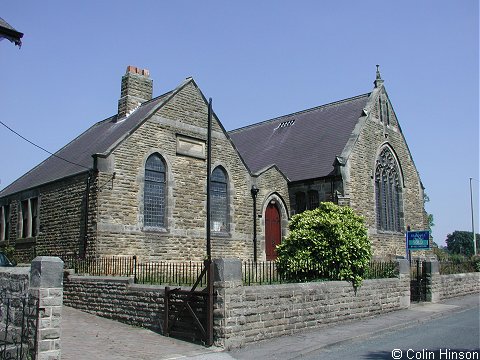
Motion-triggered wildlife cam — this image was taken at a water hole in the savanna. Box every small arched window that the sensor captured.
[210,166,228,232]
[375,147,403,232]
[144,154,166,228]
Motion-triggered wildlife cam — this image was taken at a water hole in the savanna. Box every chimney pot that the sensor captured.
[117,66,153,120]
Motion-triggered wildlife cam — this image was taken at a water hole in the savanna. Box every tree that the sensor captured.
[276,202,371,289]
[446,231,479,257]
[423,192,434,234]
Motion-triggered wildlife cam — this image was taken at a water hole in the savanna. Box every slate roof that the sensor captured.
[228,94,370,182]
[0,91,173,197]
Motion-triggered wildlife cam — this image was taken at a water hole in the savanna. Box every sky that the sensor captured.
[0,1,478,247]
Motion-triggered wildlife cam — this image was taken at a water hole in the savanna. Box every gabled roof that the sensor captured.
[228,94,370,182]
[0,89,174,197]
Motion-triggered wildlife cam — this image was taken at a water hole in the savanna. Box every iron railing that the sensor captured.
[135,261,206,287]
[60,255,206,286]
[439,260,479,275]
[242,260,399,286]
[58,255,401,287]
[63,255,134,277]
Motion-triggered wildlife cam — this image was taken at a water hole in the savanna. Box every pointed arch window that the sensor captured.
[144,154,166,228]
[210,166,229,232]
[375,147,403,232]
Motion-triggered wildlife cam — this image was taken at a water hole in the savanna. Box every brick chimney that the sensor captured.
[117,65,153,120]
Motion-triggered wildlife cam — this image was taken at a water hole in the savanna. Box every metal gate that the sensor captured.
[164,260,214,346]
[0,291,39,360]
[410,259,427,302]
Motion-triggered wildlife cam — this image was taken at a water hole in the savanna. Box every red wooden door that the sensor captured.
[265,203,281,260]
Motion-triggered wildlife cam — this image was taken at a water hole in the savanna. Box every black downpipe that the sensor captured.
[251,185,259,262]
[82,170,93,259]
[206,98,212,261]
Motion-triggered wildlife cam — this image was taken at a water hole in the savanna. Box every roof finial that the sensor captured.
[374,64,384,88]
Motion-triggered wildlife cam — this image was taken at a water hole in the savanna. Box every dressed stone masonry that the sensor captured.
[423,261,480,302]
[212,259,410,349]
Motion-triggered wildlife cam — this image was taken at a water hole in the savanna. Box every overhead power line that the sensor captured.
[0,120,91,170]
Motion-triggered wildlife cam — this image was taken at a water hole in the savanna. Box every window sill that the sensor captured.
[142,226,168,234]
[376,229,405,236]
[16,237,37,245]
[211,231,231,238]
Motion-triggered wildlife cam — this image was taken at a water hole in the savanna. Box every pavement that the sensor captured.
[61,293,479,360]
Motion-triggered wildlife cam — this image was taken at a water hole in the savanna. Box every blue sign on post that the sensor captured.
[406,230,430,250]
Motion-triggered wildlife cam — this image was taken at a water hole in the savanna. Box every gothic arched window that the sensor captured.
[211,166,229,232]
[375,147,403,232]
[144,153,166,228]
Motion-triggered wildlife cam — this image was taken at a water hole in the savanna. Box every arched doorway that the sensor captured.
[265,202,281,260]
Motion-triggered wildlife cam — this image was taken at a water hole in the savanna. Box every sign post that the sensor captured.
[406,230,430,260]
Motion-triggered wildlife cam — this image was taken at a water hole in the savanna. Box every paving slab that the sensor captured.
[61,306,220,360]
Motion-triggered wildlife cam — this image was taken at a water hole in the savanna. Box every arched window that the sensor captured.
[144,154,166,228]
[375,147,403,232]
[307,190,319,210]
[211,166,228,232]
[295,192,306,213]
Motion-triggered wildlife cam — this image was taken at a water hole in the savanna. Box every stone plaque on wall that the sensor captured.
[176,135,206,159]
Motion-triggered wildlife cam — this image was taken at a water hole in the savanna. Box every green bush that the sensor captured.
[276,202,371,289]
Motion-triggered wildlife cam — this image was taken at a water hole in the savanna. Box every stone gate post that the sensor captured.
[212,258,243,349]
[30,256,64,360]
[424,260,440,303]
[397,259,411,307]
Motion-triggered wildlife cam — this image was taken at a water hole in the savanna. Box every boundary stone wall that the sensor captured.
[425,261,480,302]
[213,259,410,349]
[63,273,165,333]
[62,258,478,350]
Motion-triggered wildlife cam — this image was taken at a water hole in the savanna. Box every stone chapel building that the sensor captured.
[0,66,427,262]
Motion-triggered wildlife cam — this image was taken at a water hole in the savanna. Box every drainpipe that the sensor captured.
[251,185,259,262]
[206,98,212,261]
[82,170,93,259]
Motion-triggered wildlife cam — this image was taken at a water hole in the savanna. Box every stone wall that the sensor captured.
[63,260,412,350]
[213,259,410,349]
[430,273,480,301]
[425,261,480,302]
[63,273,165,333]
[0,266,30,324]
[0,173,92,261]
[62,258,479,350]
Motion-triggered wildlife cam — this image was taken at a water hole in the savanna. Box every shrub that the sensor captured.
[276,202,371,289]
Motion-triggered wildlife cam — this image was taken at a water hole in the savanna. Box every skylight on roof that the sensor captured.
[276,119,295,129]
